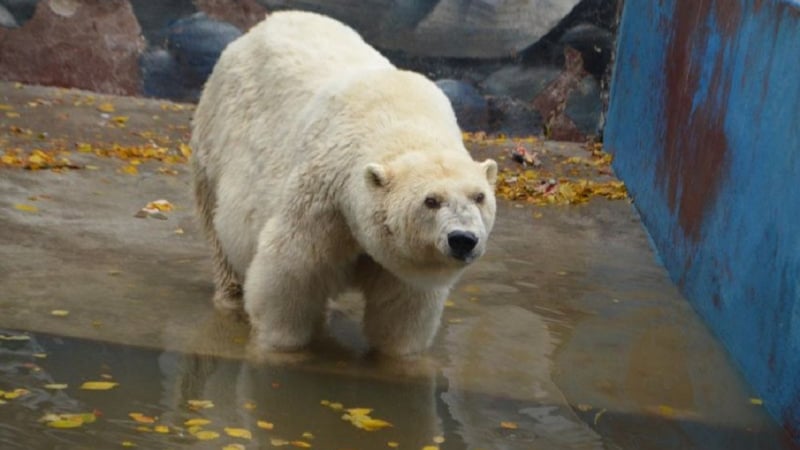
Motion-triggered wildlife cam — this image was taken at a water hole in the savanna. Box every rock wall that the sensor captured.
[0,0,619,138]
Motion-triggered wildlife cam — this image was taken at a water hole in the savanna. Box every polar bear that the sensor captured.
[191,11,497,356]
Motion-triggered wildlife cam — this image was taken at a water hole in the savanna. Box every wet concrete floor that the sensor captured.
[0,82,797,449]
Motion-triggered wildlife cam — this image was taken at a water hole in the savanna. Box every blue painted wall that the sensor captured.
[605,0,800,440]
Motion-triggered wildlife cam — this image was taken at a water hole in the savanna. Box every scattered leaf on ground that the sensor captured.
[44,383,68,390]
[387,442,399,448]
[291,441,311,448]
[154,425,169,434]
[301,432,314,440]
[0,334,30,341]
[341,407,393,431]
[749,398,763,405]
[121,441,136,447]
[433,436,445,444]
[500,421,518,430]
[14,203,38,213]
[243,401,257,410]
[257,420,274,430]
[270,438,290,446]
[224,445,246,450]
[51,310,70,317]
[97,103,115,113]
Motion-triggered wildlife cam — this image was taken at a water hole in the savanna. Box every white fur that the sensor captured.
[191,11,497,356]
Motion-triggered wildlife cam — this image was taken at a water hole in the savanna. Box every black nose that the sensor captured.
[448,231,478,260]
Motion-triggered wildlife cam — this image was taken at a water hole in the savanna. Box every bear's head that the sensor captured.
[362,150,497,286]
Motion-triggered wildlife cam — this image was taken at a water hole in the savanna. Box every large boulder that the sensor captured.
[165,13,242,91]
[0,0,145,95]
[140,47,194,101]
[435,79,489,132]
[195,0,268,31]
[260,0,581,59]
[482,65,561,103]
[487,96,544,137]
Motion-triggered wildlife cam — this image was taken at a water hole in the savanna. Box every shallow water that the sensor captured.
[0,324,795,450]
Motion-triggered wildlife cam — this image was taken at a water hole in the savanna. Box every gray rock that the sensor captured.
[129,0,197,44]
[435,79,488,132]
[0,4,16,27]
[261,0,581,58]
[165,13,242,88]
[141,47,196,101]
[558,23,613,79]
[487,96,543,137]
[482,65,561,103]
[564,75,602,136]
[0,0,37,26]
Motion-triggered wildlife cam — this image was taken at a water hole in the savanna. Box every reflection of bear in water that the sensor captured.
[191,11,497,357]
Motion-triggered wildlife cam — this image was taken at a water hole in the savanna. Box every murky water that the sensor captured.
[0,323,795,450]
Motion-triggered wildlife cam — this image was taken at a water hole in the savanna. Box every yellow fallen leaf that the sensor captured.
[0,334,30,341]
[194,430,220,440]
[433,436,445,444]
[135,426,152,433]
[187,399,214,410]
[33,353,47,358]
[320,400,330,406]
[224,445,246,450]
[270,438,290,447]
[257,420,274,430]
[225,427,252,439]
[80,381,118,390]
[243,400,257,410]
[47,418,84,429]
[0,104,12,110]
[444,300,455,307]
[179,143,192,158]
[6,112,20,118]
[387,442,399,448]
[184,418,211,427]
[154,425,169,434]
[500,421,518,429]
[129,413,156,424]
[112,116,129,125]
[121,165,138,175]
[44,383,68,390]
[291,441,311,448]
[97,102,115,113]
[359,418,393,431]
[346,408,373,416]
[77,143,93,153]
[14,203,38,213]
[656,405,675,417]
[749,398,763,405]
[121,441,136,447]
[301,432,314,439]
[3,388,29,399]
[328,402,343,411]
[422,446,439,450]
[51,310,70,317]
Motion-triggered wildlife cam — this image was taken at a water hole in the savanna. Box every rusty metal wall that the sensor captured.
[605,0,800,442]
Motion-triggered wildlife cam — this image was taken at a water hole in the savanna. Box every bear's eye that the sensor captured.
[424,196,441,209]
[474,192,486,204]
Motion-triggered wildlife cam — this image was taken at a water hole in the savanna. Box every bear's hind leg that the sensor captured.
[244,223,329,353]
[361,268,449,356]
[193,163,244,313]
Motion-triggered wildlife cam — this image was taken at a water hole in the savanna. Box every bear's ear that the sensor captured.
[365,163,390,188]
[480,159,498,185]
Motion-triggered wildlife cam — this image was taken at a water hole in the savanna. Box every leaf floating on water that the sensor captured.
[0,334,30,341]
[44,383,68,390]
[194,430,220,440]
[225,427,252,440]
[187,399,214,410]
[257,420,274,430]
[14,203,38,213]
[184,418,211,427]
[341,407,393,431]
[129,413,156,424]
[80,381,118,390]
